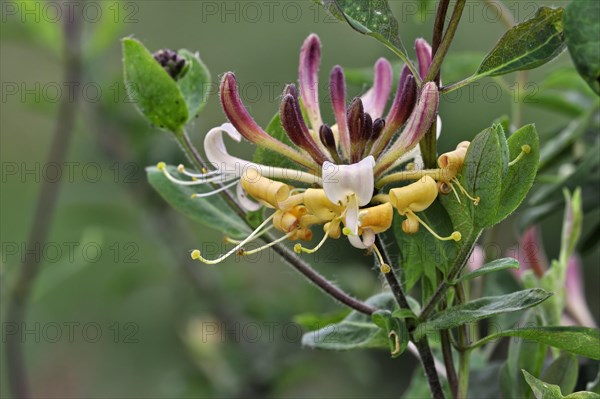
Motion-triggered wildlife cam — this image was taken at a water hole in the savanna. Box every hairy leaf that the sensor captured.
[415,289,552,339]
[564,1,600,94]
[476,7,566,77]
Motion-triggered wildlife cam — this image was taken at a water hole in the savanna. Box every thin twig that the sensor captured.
[375,236,446,399]
[5,8,82,398]
[425,0,467,83]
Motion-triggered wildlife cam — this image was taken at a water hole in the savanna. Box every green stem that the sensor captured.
[424,0,466,83]
[456,283,471,399]
[441,330,459,399]
[375,236,446,399]
[5,11,82,399]
[385,44,423,88]
[419,230,481,322]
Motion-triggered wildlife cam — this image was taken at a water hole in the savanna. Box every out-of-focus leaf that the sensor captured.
[301,293,396,350]
[312,0,408,59]
[523,370,600,399]
[146,166,250,239]
[476,7,566,77]
[442,52,486,84]
[453,257,519,283]
[542,353,579,395]
[415,289,552,339]
[470,326,600,360]
[122,38,188,133]
[564,1,600,94]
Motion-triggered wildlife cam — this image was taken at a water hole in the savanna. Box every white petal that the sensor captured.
[344,195,360,235]
[236,182,261,211]
[347,234,367,249]
[204,123,321,185]
[322,156,375,206]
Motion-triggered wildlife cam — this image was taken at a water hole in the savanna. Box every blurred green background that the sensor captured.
[1,1,598,398]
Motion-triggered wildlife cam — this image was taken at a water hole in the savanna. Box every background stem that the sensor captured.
[5,8,82,398]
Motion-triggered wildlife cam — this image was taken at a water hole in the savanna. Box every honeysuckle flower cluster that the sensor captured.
[157,34,479,270]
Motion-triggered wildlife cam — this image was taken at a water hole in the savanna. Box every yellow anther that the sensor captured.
[508,144,532,167]
[380,263,391,274]
[342,227,352,236]
[389,176,438,214]
[201,167,208,174]
[177,164,185,173]
[191,249,201,260]
[157,162,166,170]
[451,231,462,241]
[294,243,302,254]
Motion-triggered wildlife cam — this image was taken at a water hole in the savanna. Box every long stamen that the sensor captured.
[372,245,391,274]
[241,231,297,255]
[224,225,274,244]
[294,219,339,254]
[178,164,222,179]
[190,213,276,264]
[157,162,237,186]
[451,177,480,205]
[508,145,531,167]
[406,210,461,241]
[191,180,239,198]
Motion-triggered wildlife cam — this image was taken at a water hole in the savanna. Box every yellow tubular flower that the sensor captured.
[389,176,438,214]
[240,168,290,208]
[437,141,470,182]
[303,188,342,222]
[358,203,394,234]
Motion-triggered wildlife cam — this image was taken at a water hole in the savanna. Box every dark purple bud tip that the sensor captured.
[319,125,342,164]
[347,97,365,144]
[372,118,385,141]
[362,113,373,142]
[153,49,188,80]
[284,83,298,98]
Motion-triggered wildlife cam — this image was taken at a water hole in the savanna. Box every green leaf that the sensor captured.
[371,310,409,357]
[414,289,552,339]
[146,166,250,239]
[523,370,600,399]
[177,49,211,122]
[461,125,504,228]
[453,257,519,283]
[301,292,396,350]
[253,113,298,171]
[395,200,458,291]
[564,0,600,95]
[470,326,600,360]
[122,38,188,133]
[476,7,566,77]
[312,0,408,59]
[542,353,579,395]
[523,370,564,399]
[495,124,540,222]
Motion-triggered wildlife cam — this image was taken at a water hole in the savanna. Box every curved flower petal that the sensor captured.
[236,182,261,211]
[361,58,393,119]
[415,38,432,80]
[220,73,316,170]
[330,65,350,159]
[322,156,375,207]
[204,123,321,185]
[375,82,439,175]
[299,34,323,131]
